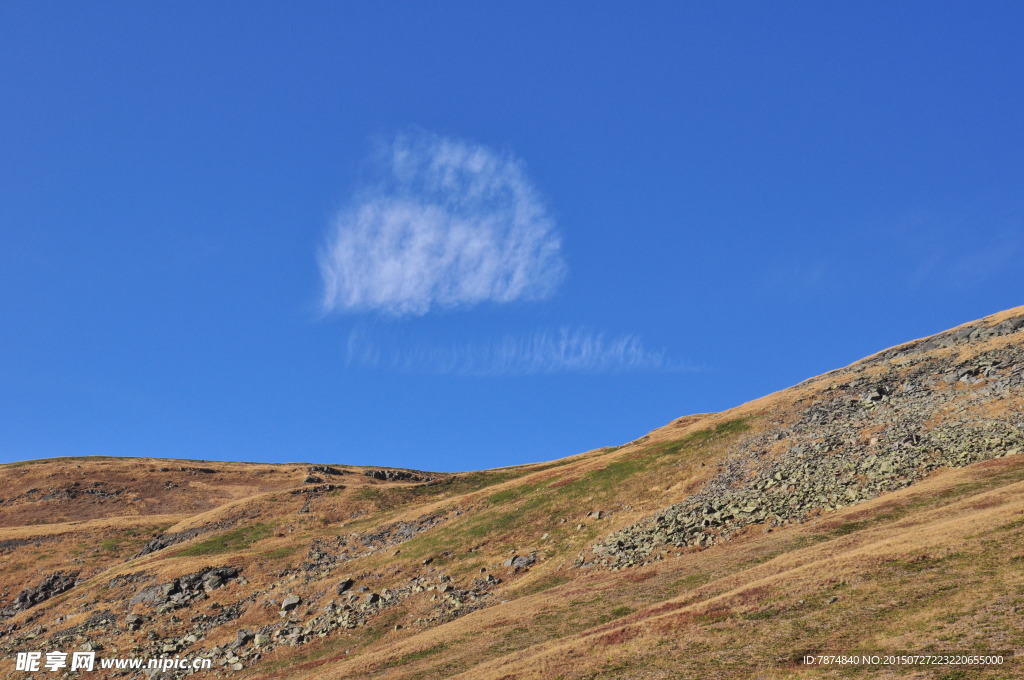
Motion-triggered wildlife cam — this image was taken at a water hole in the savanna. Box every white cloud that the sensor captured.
[345,327,690,376]
[320,132,565,316]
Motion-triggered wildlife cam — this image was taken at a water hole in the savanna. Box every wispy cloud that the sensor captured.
[319,131,565,317]
[320,131,685,376]
[345,326,691,376]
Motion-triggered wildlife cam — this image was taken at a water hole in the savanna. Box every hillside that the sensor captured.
[2,307,1023,679]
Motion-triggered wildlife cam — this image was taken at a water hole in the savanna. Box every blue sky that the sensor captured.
[2,2,1022,471]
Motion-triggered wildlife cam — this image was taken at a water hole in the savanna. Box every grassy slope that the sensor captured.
[1,307,1023,679]
[340,456,1024,680]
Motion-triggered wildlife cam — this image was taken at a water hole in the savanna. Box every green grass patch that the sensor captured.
[355,487,384,501]
[178,523,273,556]
[669,572,712,591]
[564,418,751,498]
[741,608,779,620]
[671,418,752,449]
[261,546,298,560]
[486,477,549,505]
[992,515,1024,534]
[576,458,647,494]
[817,508,907,540]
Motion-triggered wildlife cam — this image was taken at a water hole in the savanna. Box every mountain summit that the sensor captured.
[2,307,1023,678]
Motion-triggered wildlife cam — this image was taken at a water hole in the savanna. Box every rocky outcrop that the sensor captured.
[363,469,434,482]
[129,566,242,613]
[177,466,219,475]
[308,465,348,476]
[0,571,80,620]
[134,528,208,558]
[289,484,345,495]
[25,482,125,503]
[503,554,537,571]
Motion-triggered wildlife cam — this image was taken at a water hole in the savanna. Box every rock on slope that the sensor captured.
[597,313,1024,567]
